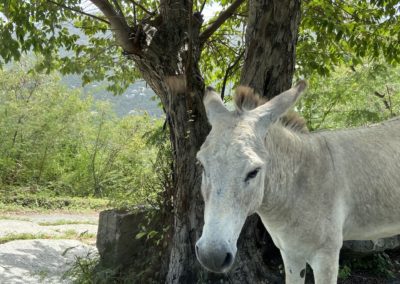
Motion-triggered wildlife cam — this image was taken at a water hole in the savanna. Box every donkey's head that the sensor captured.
[195,82,306,273]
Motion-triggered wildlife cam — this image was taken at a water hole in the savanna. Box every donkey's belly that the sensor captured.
[343,204,400,241]
[342,179,400,241]
[344,223,400,241]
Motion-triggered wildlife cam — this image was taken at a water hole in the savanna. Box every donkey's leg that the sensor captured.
[281,250,307,284]
[309,248,340,284]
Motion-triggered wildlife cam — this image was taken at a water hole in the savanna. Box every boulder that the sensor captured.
[96,209,147,269]
[95,208,166,282]
[343,235,400,254]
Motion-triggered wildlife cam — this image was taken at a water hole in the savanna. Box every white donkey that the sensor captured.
[195,81,400,283]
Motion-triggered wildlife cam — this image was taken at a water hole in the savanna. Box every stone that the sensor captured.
[96,209,147,269]
[343,235,400,254]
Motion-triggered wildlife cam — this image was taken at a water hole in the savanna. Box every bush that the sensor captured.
[0,61,167,208]
[299,63,400,130]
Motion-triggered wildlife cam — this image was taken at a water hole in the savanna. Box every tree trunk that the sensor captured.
[127,3,214,282]
[100,0,301,282]
[233,0,302,282]
[241,0,301,99]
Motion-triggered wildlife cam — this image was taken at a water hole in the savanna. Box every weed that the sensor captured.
[341,252,395,279]
[64,253,121,284]
[338,264,352,279]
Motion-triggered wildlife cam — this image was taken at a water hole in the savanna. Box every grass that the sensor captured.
[36,270,49,282]
[0,215,31,221]
[38,220,97,226]
[0,233,54,244]
[63,253,141,284]
[63,252,104,284]
[0,230,96,244]
[63,229,96,239]
[0,194,109,213]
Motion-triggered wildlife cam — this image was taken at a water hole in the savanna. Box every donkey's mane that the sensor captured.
[234,86,308,133]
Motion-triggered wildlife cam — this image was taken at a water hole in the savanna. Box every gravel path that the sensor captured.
[0,212,99,284]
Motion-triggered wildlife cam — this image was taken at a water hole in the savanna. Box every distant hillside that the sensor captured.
[56,23,163,118]
[62,74,163,117]
[3,20,164,118]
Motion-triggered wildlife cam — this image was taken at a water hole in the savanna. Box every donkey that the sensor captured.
[195,81,400,283]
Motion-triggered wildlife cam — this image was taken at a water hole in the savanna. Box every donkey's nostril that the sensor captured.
[221,252,233,269]
[195,239,235,273]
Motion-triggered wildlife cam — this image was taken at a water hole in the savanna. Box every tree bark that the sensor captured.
[127,3,213,282]
[93,0,301,282]
[241,0,301,99]
[133,0,301,282]
[234,0,302,282]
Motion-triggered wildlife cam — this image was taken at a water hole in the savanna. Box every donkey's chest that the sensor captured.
[257,212,332,255]
[256,196,345,251]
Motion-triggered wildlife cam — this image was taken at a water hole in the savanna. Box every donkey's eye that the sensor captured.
[245,168,260,182]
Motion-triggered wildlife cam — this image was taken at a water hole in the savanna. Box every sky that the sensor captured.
[202,2,222,22]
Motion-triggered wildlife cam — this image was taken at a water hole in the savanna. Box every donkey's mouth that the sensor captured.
[196,252,235,273]
[195,241,236,273]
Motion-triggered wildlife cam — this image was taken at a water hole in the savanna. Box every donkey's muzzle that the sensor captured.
[195,238,235,273]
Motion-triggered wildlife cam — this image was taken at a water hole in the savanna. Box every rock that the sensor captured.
[96,209,147,269]
[95,208,166,282]
[0,239,96,284]
[343,235,400,254]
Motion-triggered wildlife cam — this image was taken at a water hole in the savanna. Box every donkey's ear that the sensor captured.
[203,87,230,126]
[251,81,307,123]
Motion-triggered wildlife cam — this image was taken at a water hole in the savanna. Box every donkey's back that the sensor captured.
[318,117,400,240]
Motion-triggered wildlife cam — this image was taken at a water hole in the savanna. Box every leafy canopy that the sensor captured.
[0,0,399,94]
[300,62,400,130]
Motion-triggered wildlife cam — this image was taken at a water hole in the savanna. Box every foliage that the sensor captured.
[0,0,141,94]
[299,62,400,131]
[0,61,90,188]
[64,254,128,284]
[339,252,396,279]
[63,252,105,284]
[200,1,246,96]
[338,264,352,279]
[0,62,165,207]
[0,189,109,212]
[1,1,399,95]
[298,0,400,77]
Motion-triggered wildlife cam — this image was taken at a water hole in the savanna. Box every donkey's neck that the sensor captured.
[257,124,328,222]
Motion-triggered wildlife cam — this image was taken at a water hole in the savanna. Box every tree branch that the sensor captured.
[199,0,245,46]
[200,0,207,13]
[373,91,391,111]
[90,0,140,54]
[221,48,244,99]
[46,0,110,25]
[111,0,125,18]
[126,0,155,16]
